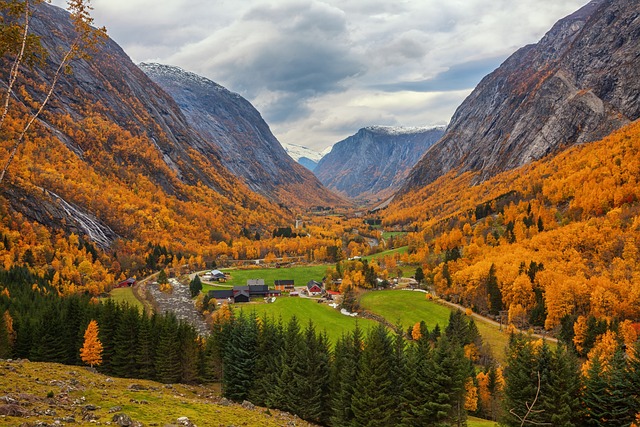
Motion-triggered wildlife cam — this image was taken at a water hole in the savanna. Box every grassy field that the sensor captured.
[109,287,144,312]
[359,290,512,362]
[360,290,452,331]
[238,297,378,344]
[468,416,498,427]
[0,360,314,427]
[364,246,409,261]
[201,264,328,292]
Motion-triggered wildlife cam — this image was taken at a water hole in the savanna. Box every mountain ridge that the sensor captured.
[315,126,445,200]
[401,0,640,192]
[139,62,344,209]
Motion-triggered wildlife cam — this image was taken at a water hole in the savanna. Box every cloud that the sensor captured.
[373,56,507,93]
[49,0,591,152]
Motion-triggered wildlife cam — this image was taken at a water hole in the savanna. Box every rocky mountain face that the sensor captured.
[140,63,343,208]
[315,126,445,200]
[0,3,296,246]
[402,0,640,191]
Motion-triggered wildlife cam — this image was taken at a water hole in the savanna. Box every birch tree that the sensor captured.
[0,0,106,183]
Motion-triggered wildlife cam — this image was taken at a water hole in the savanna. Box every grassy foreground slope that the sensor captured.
[0,360,316,427]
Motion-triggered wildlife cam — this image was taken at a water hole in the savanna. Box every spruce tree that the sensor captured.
[0,310,11,358]
[273,316,306,413]
[502,335,538,427]
[330,325,362,427]
[111,307,139,378]
[544,344,582,427]
[352,324,396,427]
[155,315,181,384]
[189,275,202,298]
[135,312,155,380]
[299,322,331,424]
[222,313,258,401]
[30,304,67,362]
[250,316,284,407]
[178,322,200,383]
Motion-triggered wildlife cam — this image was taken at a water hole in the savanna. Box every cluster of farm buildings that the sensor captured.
[203,270,333,304]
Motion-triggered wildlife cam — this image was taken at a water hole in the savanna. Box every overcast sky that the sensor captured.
[53,0,590,152]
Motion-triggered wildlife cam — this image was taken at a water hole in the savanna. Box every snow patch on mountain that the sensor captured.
[364,125,447,136]
[282,143,324,162]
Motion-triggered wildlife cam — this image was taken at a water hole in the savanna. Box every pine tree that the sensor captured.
[222,313,258,401]
[330,325,362,427]
[299,322,331,424]
[111,307,139,377]
[582,353,610,426]
[189,275,202,298]
[273,316,306,413]
[155,314,181,384]
[135,312,154,379]
[352,324,396,427]
[80,320,103,367]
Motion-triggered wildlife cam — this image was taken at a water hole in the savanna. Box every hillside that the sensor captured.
[0,359,316,427]
[315,126,444,200]
[384,119,640,335]
[140,63,344,209]
[402,0,640,192]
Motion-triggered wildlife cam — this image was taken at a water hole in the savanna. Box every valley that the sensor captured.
[1,0,640,426]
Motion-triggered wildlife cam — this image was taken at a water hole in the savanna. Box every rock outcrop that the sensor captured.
[402,0,640,191]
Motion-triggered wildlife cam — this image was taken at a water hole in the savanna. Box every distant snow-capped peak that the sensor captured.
[282,143,325,162]
[364,125,447,136]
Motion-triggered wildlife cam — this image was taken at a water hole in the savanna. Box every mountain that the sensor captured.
[281,142,325,171]
[314,126,445,200]
[402,0,640,192]
[0,2,291,251]
[139,63,343,208]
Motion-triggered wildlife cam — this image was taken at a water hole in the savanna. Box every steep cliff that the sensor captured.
[0,2,288,248]
[402,0,640,191]
[315,126,444,200]
[139,63,344,209]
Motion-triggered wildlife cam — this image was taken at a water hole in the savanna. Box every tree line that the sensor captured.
[211,310,480,427]
[2,265,639,426]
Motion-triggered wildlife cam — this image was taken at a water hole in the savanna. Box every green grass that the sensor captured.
[0,360,314,427]
[364,245,409,261]
[109,287,144,311]
[240,297,378,344]
[202,264,328,291]
[360,290,452,331]
[381,231,408,239]
[468,416,498,427]
[359,290,513,362]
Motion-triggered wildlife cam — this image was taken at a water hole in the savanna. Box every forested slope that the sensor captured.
[385,120,640,334]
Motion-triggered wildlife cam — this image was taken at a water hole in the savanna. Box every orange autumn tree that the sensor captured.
[80,319,103,367]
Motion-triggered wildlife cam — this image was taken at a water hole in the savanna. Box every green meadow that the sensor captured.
[238,297,378,344]
[201,264,329,292]
[109,287,144,312]
[359,290,512,362]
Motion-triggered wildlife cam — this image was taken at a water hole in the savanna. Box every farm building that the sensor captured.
[115,277,136,288]
[274,279,295,292]
[307,280,323,295]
